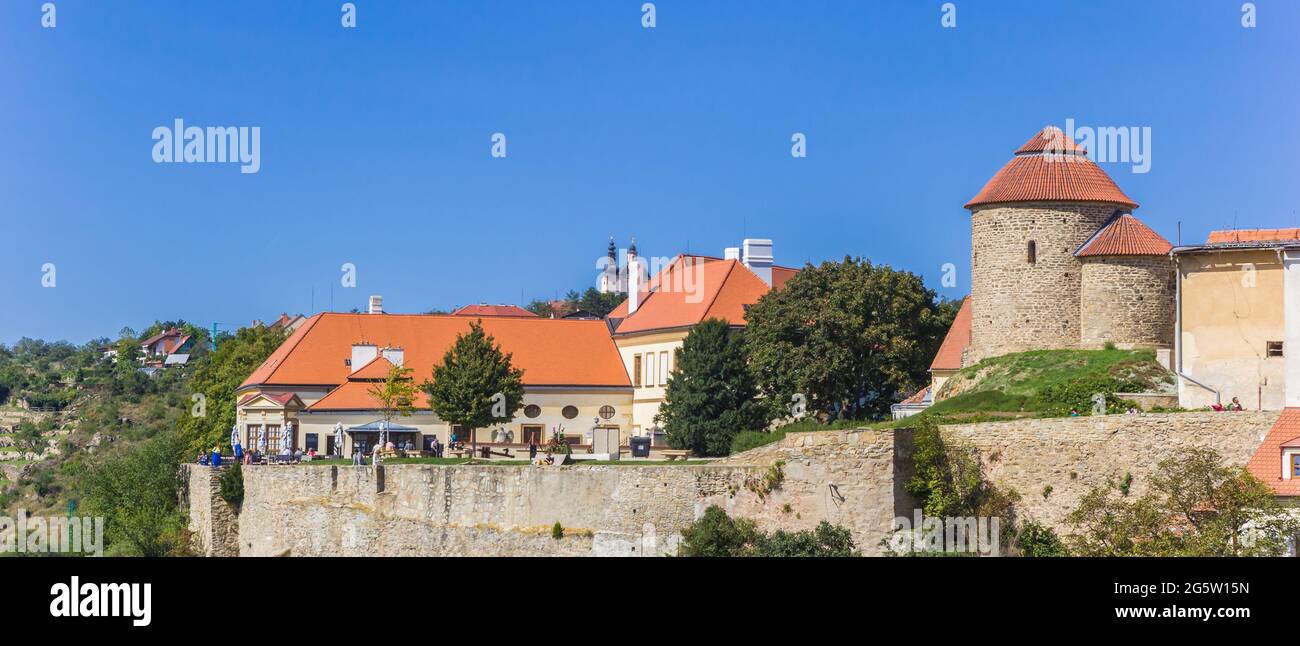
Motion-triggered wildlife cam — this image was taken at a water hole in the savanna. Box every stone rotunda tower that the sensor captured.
[963,126,1141,366]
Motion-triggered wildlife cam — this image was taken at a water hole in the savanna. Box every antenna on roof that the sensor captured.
[1176,221,1181,246]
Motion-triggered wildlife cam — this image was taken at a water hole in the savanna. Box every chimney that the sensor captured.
[628,253,642,315]
[724,247,741,261]
[368,295,384,314]
[351,343,378,370]
[742,238,774,286]
[381,346,405,368]
[1285,251,1300,406]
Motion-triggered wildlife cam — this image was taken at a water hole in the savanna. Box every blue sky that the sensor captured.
[2,0,1297,344]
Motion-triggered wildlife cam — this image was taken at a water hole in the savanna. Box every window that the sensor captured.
[305,433,318,452]
[522,425,543,445]
[1293,454,1300,478]
[1268,341,1284,358]
[266,424,282,453]
[646,352,657,387]
[524,404,541,418]
[562,405,579,419]
[599,405,616,420]
[633,354,642,386]
[246,424,262,449]
[1027,240,1037,265]
[659,351,669,384]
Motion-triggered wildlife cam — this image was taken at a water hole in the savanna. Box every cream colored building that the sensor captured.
[606,240,798,437]
[1172,230,1300,410]
[235,306,633,457]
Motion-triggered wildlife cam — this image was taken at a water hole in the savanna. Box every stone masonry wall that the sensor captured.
[968,202,1124,365]
[236,463,758,557]
[1079,255,1176,349]
[932,411,1278,529]
[189,412,1277,556]
[182,465,240,557]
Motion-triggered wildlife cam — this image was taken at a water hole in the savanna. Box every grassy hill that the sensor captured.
[927,348,1176,418]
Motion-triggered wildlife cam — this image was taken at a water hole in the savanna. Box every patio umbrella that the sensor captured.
[334,422,344,457]
[259,428,267,453]
[284,421,294,452]
[379,420,387,449]
[230,424,239,449]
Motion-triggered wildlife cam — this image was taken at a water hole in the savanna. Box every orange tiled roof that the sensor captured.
[965,127,1138,210]
[930,297,972,371]
[240,313,630,390]
[1246,408,1300,496]
[307,379,432,411]
[899,386,930,406]
[608,255,798,335]
[451,304,538,318]
[1206,228,1300,245]
[1076,213,1172,257]
[348,356,398,380]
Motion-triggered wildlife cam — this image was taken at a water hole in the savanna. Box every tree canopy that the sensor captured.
[423,320,525,436]
[177,325,286,452]
[658,318,770,456]
[744,257,954,420]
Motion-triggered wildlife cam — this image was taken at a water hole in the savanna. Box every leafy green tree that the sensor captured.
[219,462,244,505]
[177,325,286,452]
[13,418,52,456]
[1066,448,1300,557]
[659,318,769,456]
[423,321,525,455]
[77,433,190,556]
[744,257,953,420]
[368,363,418,427]
[761,522,858,557]
[571,288,623,318]
[677,505,765,557]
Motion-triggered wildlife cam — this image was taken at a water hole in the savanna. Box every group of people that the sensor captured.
[1210,396,1247,412]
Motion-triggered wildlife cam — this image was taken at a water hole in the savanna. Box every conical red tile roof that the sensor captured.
[1076,213,1172,257]
[966,126,1138,210]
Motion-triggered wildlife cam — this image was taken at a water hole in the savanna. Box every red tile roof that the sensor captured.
[930,297,972,371]
[1246,408,1300,496]
[240,313,630,390]
[607,255,798,335]
[966,127,1138,210]
[348,356,398,380]
[1206,228,1300,245]
[307,379,431,411]
[899,386,930,405]
[450,304,538,318]
[1076,213,1172,257]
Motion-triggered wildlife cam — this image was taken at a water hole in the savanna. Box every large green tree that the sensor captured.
[177,325,286,452]
[744,257,954,420]
[658,318,769,456]
[1066,447,1300,557]
[423,321,525,454]
[78,432,190,556]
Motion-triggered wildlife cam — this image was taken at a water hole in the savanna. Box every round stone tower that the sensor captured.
[964,126,1139,365]
[1076,212,1175,349]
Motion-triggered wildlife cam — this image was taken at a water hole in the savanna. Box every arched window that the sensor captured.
[561,405,579,419]
[1027,240,1037,264]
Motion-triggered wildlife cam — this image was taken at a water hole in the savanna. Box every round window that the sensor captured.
[524,404,541,418]
[599,405,616,420]
[561,405,579,419]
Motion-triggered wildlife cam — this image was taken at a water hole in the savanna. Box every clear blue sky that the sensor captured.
[2,0,1297,344]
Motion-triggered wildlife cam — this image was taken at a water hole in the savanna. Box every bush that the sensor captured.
[677,505,858,557]
[1016,520,1069,557]
[551,521,564,540]
[219,462,244,505]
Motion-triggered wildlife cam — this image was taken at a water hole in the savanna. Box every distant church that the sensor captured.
[597,237,648,295]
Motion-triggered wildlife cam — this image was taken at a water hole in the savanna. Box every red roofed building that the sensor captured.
[961,126,1175,366]
[450,304,539,318]
[236,312,632,457]
[607,239,798,436]
[1246,408,1300,497]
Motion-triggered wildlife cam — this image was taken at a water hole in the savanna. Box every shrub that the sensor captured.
[219,462,244,505]
[677,505,858,557]
[551,521,564,540]
[1016,520,1069,557]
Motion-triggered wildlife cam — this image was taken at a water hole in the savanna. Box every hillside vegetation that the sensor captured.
[928,348,1176,418]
